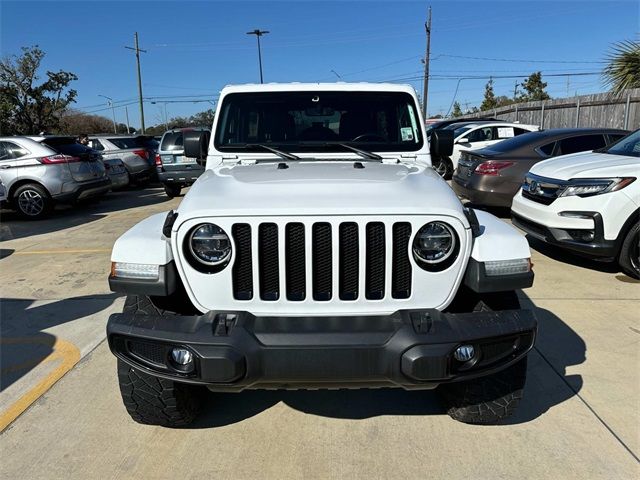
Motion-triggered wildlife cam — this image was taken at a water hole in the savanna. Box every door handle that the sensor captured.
[0,165,12,169]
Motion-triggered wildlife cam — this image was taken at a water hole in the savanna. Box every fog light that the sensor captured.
[454,345,475,362]
[171,348,193,366]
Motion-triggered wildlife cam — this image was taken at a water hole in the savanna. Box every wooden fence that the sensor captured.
[466,89,640,130]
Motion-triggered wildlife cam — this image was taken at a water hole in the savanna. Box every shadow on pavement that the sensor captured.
[190,291,585,428]
[0,293,120,391]
[0,185,170,242]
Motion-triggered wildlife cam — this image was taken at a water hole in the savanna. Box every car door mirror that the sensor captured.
[430,130,454,157]
[456,137,470,144]
[183,130,210,160]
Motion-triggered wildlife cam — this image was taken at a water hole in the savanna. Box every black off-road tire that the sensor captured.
[163,184,182,198]
[116,294,204,427]
[117,359,203,427]
[618,222,640,279]
[438,290,528,424]
[438,357,528,425]
[12,183,53,219]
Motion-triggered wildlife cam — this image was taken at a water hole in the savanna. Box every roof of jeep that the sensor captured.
[220,82,417,95]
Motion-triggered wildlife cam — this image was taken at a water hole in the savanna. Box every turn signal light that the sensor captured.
[475,161,514,176]
[155,153,162,166]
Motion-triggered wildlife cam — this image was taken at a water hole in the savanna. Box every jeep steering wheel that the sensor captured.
[351,133,385,142]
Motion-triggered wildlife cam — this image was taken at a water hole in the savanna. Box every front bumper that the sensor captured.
[107,308,536,391]
[511,211,618,258]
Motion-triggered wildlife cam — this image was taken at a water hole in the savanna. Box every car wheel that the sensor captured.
[13,183,53,219]
[433,156,453,179]
[437,291,528,424]
[164,184,182,198]
[116,295,204,427]
[618,222,640,279]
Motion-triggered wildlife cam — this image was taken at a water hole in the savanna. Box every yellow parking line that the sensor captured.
[14,248,111,255]
[0,337,81,432]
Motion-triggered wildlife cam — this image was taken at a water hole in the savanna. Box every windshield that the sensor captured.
[453,126,473,138]
[604,129,640,158]
[108,136,157,150]
[214,91,423,153]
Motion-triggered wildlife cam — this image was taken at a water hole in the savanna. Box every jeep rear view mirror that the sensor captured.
[430,130,454,157]
[183,130,211,160]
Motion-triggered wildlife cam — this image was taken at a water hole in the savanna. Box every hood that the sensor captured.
[177,160,465,219]
[531,151,640,180]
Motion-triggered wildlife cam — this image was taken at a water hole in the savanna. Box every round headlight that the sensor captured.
[413,222,457,265]
[188,224,232,266]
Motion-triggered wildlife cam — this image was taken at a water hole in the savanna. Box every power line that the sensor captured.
[434,53,605,64]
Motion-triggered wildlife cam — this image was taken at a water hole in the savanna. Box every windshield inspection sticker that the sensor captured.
[401,127,414,141]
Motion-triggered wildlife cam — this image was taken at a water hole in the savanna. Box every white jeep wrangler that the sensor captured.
[107,83,537,426]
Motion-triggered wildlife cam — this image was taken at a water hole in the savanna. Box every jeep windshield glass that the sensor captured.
[601,129,640,158]
[214,91,423,153]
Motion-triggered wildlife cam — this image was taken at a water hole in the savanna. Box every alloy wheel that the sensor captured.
[17,189,45,216]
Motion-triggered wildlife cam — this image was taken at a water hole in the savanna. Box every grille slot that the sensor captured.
[312,223,333,301]
[285,223,306,301]
[339,222,359,300]
[392,222,412,299]
[258,223,280,301]
[365,222,386,300]
[231,224,253,300]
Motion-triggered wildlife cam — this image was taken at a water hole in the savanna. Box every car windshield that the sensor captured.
[108,136,157,150]
[453,126,473,138]
[41,137,93,156]
[214,91,423,153]
[479,131,542,153]
[603,129,640,158]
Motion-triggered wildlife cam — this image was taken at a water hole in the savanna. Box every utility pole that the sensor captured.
[125,32,147,133]
[99,95,117,133]
[246,29,269,83]
[125,106,131,134]
[422,6,432,117]
[513,80,519,100]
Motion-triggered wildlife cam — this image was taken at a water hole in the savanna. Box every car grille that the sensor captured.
[522,174,565,205]
[230,221,413,302]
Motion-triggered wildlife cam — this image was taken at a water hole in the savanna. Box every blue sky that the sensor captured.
[1,0,638,129]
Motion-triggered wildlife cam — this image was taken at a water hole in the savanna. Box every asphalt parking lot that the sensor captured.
[0,186,638,479]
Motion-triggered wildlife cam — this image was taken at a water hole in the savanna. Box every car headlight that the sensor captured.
[413,222,459,270]
[188,223,232,266]
[559,177,635,198]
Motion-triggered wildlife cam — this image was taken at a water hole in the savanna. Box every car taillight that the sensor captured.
[39,154,82,164]
[475,161,514,176]
[155,153,162,166]
[133,149,148,160]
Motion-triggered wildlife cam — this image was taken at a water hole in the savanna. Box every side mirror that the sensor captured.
[430,130,454,157]
[183,130,210,161]
[456,137,470,144]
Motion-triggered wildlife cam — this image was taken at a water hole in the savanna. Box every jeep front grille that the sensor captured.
[231,221,413,302]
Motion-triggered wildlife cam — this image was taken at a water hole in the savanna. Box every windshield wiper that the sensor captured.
[245,144,300,161]
[335,143,383,161]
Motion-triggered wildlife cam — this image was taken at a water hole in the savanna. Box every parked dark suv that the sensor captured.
[155,127,210,197]
[452,128,629,208]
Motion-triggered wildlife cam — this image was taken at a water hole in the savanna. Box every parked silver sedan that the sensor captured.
[0,136,111,219]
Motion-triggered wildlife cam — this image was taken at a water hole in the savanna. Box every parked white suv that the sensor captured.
[512,129,640,278]
[435,121,539,178]
[106,83,538,427]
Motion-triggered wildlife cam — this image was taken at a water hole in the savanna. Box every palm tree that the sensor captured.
[603,39,640,95]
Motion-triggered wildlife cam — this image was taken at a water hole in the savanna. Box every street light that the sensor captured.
[98,95,117,133]
[246,29,269,84]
